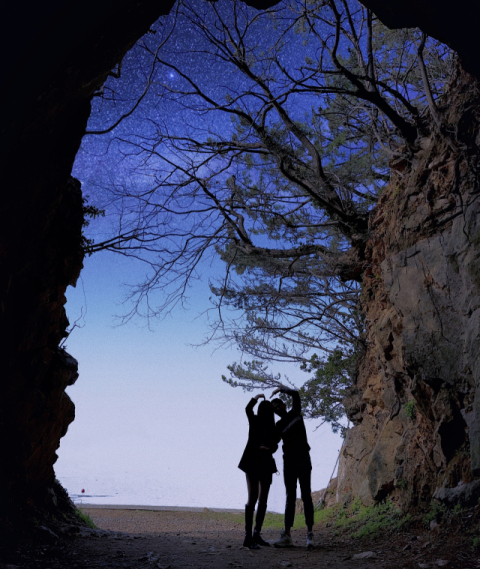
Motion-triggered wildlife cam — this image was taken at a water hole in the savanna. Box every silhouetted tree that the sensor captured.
[81,0,454,427]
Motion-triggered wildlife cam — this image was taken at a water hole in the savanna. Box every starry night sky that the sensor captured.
[75,0,325,225]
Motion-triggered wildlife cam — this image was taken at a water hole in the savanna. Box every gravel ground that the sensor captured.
[1,507,479,569]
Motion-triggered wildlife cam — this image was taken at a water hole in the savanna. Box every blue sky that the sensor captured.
[55,0,345,511]
[55,248,343,511]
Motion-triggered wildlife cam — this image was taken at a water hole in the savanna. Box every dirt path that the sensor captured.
[1,507,477,569]
[80,508,357,568]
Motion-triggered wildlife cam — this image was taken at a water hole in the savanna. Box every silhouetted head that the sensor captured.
[271,398,287,418]
[257,400,275,428]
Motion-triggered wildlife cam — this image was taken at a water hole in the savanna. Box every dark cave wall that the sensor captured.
[1,0,480,524]
[1,178,84,519]
[358,0,480,80]
[0,0,175,522]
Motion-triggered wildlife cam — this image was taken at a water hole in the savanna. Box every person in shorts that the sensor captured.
[238,394,278,549]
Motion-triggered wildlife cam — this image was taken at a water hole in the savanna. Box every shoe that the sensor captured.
[253,531,270,546]
[243,535,260,550]
[306,531,314,548]
[273,530,293,548]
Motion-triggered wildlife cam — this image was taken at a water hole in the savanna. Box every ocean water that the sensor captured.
[55,416,341,514]
[58,469,288,512]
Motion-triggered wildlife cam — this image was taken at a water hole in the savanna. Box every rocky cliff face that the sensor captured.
[0,177,84,525]
[338,69,480,510]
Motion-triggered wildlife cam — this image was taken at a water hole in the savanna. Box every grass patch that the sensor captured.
[311,499,411,539]
[262,512,285,529]
[404,400,416,420]
[170,499,411,540]
[262,497,409,539]
[262,507,336,530]
[76,508,97,529]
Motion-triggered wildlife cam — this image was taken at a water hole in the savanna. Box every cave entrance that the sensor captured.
[54,0,347,514]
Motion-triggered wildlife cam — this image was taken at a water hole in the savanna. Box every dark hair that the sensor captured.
[271,398,284,408]
[257,400,275,428]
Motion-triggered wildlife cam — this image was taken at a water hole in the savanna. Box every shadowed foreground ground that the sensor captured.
[1,506,478,568]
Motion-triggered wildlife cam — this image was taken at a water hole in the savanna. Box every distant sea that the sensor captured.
[55,397,341,515]
[57,470,289,513]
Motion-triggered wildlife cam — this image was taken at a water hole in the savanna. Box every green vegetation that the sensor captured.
[263,498,411,538]
[404,400,417,420]
[76,508,97,529]
[421,499,477,529]
[423,501,446,527]
[298,350,358,434]
[420,499,480,549]
[395,513,412,530]
[81,195,105,254]
[262,512,288,530]
[262,507,334,530]
[328,500,405,538]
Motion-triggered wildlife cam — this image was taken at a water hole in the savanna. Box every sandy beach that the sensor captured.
[81,504,248,536]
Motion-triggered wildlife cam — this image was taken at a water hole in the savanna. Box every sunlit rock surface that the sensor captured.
[338,69,480,509]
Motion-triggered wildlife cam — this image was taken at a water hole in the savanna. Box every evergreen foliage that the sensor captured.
[81,0,454,428]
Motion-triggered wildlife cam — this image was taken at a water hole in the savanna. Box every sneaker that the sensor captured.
[306,531,314,548]
[243,535,260,550]
[273,530,293,548]
[252,531,270,546]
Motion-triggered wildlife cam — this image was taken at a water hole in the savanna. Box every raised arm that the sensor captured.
[246,393,265,420]
[283,388,301,414]
[271,387,301,414]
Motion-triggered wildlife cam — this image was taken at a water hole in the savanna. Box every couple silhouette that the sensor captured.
[238,387,314,549]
